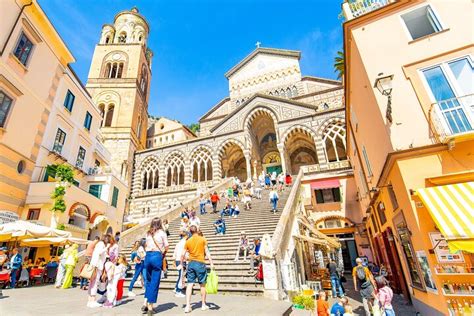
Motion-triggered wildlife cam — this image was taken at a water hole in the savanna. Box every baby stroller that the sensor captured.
[0,270,10,288]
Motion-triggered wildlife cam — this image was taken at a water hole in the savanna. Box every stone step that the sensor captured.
[119,183,293,297]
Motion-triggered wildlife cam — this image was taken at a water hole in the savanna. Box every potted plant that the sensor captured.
[292,294,315,314]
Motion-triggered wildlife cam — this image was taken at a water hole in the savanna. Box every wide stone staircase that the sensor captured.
[120,185,292,296]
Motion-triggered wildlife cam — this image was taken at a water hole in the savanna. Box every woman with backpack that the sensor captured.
[352,258,377,316]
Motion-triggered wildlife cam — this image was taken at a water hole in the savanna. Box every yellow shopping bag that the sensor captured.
[205,269,218,294]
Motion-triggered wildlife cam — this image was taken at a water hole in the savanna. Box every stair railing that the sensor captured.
[262,168,305,300]
[119,177,234,249]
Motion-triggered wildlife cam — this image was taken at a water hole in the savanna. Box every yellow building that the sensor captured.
[146,117,197,149]
[0,0,74,217]
[23,64,128,252]
[86,7,152,184]
[343,0,473,314]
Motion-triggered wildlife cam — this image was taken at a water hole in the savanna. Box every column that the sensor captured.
[244,150,252,181]
[184,160,192,185]
[277,144,287,175]
[315,137,328,169]
[252,159,258,180]
[212,153,221,181]
[158,167,166,189]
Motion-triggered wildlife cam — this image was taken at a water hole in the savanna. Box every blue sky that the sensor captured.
[40,0,343,125]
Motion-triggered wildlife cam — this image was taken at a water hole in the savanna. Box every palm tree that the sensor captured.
[334,50,344,80]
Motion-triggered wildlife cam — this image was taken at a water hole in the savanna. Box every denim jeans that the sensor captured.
[175,260,184,293]
[384,307,396,316]
[271,199,278,210]
[10,268,19,288]
[330,275,344,297]
[145,251,163,304]
[129,261,145,291]
[216,225,225,234]
[199,202,206,214]
[80,277,88,288]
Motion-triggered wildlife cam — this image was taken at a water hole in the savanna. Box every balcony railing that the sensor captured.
[52,142,64,155]
[342,0,393,20]
[429,94,474,142]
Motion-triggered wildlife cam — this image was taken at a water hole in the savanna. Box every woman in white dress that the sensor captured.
[87,234,112,308]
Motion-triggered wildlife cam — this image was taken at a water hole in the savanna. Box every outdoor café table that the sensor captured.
[30,267,44,285]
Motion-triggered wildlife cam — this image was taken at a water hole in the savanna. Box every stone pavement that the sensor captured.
[0,285,291,316]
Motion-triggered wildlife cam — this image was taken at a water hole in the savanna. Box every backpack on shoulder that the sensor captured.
[356,266,367,282]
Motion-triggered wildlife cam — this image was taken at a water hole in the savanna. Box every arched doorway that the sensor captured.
[220,142,246,181]
[284,128,318,174]
[246,109,281,175]
[68,203,90,229]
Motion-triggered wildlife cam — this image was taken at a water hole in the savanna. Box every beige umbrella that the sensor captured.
[0,220,72,241]
[20,237,88,247]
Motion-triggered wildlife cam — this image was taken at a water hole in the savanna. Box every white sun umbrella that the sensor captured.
[0,220,72,241]
[21,236,88,247]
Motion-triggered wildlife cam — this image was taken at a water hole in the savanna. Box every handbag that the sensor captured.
[79,263,95,280]
[151,232,167,270]
[340,275,347,283]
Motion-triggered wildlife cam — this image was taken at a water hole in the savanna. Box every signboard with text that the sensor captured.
[0,211,19,224]
[429,232,464,263]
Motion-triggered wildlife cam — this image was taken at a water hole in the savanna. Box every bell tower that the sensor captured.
[86,7,153,184]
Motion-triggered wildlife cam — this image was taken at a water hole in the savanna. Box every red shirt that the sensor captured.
[210,194,219,203]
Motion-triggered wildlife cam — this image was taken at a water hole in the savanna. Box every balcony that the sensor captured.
[342,0,394,20]
[301,160,352,174]
[26,181,108,211]
[94,139,112,162]
[429,94,474,142]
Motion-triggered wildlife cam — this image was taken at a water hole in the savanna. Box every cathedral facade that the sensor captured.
[130,47,347,220]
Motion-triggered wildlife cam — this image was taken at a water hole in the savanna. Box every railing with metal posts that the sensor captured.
[342,0,392,20]
[429,94,474,142]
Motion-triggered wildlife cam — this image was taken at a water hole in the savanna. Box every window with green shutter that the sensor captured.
[111,186,119,207]
[89,184,102,199]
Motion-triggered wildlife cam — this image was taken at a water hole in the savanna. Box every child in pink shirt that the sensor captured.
[376,276,395,316]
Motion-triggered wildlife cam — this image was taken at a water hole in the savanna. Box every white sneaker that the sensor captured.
[175,292,185,298]
[172,289,176,294]
[87,301,102,308]
[184,306,191,313]
[201,304,209,311]
[128,291,136,297]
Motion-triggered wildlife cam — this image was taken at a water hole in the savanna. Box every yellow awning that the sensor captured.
[417,182,474,253]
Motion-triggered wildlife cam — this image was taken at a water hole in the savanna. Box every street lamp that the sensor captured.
[374,73,394,123]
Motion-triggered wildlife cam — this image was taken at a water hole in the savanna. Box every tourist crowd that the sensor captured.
[0,173,289,313]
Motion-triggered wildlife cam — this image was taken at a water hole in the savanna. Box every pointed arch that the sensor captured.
[140,156,160,190]
[321,120,347,162]
[163,151,185,186]
[190,146,213,182]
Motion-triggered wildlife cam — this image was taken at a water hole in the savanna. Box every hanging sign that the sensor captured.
[0,211,19,224]
[429,232,464,263]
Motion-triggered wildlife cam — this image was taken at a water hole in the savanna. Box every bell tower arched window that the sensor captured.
[104,62,125,79]
[104,104,114,127]
[118,32,127,43]
[140,64,148,95]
